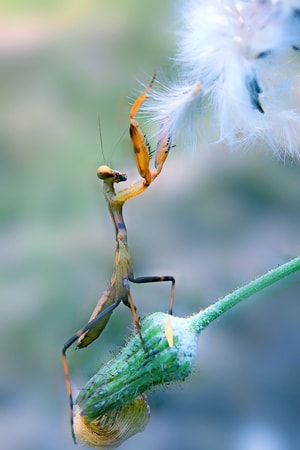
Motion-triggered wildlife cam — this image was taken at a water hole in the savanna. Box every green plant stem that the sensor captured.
[190,257,300,335]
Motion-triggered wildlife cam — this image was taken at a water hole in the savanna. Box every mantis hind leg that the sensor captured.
[62,301,120,444]
[122,279,147,351]
[129,275,175,315]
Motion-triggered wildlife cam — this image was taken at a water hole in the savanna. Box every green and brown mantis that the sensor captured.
[62,79,175,443]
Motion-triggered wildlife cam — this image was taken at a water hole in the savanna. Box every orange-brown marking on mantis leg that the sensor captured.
[129,74,156,120]
[129,75,157,186]
[129,119,151,185]
[62,345,76,443]
[155,118,171,176]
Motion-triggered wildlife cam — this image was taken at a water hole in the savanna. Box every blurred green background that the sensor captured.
[0,1,299,449]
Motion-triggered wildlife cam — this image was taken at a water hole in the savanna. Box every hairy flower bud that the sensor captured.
[75,313,198,420]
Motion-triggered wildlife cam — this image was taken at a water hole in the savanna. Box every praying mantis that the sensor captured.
[62,78,175,443]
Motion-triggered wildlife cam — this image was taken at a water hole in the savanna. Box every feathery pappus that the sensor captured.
[144,0,300,157]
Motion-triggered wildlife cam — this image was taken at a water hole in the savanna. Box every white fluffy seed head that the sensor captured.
[144,80,205,152]
[145,0,300,157]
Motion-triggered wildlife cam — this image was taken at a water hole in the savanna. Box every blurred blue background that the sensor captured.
[0,1,299,449]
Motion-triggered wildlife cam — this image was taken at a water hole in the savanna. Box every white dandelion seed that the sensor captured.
[146,79,204,151]
[145,0,300,157]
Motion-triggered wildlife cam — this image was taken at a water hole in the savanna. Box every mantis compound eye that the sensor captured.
[97,165,112,179]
